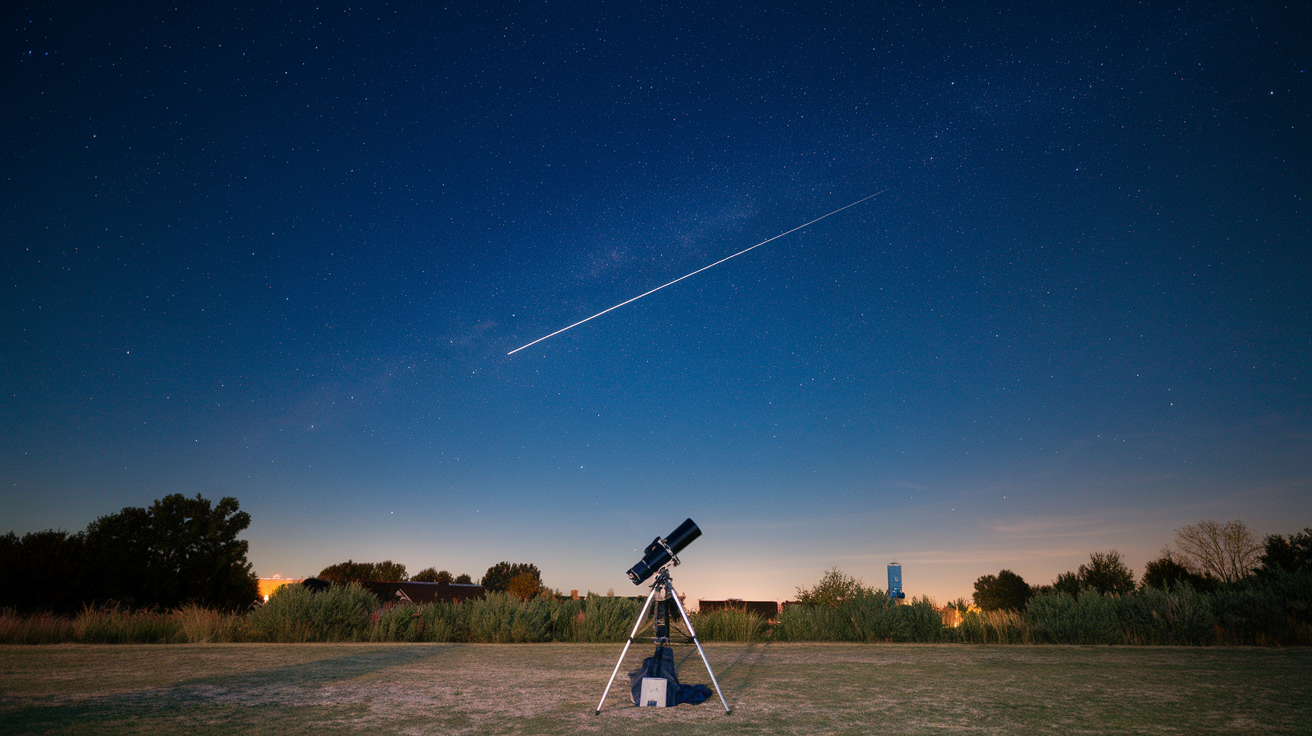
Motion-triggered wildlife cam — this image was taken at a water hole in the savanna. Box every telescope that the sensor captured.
[597,517,729,714]
[626,518,701,585]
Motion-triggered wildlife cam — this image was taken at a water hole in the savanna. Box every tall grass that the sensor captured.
[464,592,563,643]
[2,575,1307,645]
[176,603,248,643]
[774,592,951,642]
[0,609,78,644]
[691,608,768,642]
[371,601,466,642]
[247,581,377,642]
[569,594,645,642]
[1026,592,1121,645]
[954,608,1028,644]
[1113,584,1215,645]
[76,604,180,644]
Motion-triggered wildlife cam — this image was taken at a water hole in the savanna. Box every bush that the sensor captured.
[248,582,377,642]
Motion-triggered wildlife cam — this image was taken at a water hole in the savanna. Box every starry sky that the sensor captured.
[4,1,1309,605]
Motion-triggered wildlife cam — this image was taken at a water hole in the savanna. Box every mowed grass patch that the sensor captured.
[1,643,1309,735]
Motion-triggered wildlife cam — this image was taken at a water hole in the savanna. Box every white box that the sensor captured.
[640,677,667,707]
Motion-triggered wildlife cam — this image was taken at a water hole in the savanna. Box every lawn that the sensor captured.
[1,642,1308,734]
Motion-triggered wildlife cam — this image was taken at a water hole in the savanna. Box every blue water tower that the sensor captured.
[888,561,905,601]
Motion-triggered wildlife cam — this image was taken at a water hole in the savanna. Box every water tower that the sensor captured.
[888,561,905,601]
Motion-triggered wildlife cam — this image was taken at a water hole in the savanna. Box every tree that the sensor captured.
[795,567,866,606]
[1051,571,1083,597]
[481,562,541,593]
[1141,549,1210,590]
[83,494,259,610]
[1256,529,1312,575]
[0,530,89,613]
[506,571,544,601]
[1078,550,1136,595]
[318,560,409,583]
[454,573,474,585]
[973,570,1032,611]
[1175,520,1262,583]
[411,567,443,583]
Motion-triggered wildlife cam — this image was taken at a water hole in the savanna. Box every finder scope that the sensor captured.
[626,518,701,585]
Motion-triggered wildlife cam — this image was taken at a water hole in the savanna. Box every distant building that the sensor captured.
[360,580,484,604]
[888,561,905,601]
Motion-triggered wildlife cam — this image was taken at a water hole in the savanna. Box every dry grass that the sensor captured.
[1,642,1309,734]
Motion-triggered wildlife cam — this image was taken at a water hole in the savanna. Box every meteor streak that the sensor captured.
[507,190,887,355]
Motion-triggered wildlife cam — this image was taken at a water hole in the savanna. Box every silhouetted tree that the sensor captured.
[481,562,540,593]
[0,530,89,613]
[1051,571,1083,597]
[411,567,440,582]
[1175,520,1262,583]
[795,567,866,606]
[1141,549,1211,590]
[1257,528,1312,576]
[973,570,1032,611]
[1078,550,1136,595]
[318,560,409,583]
[83,494,258,610]
[453,573,474,585]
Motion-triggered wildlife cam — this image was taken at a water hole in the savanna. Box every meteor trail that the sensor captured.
[507,190,887,355]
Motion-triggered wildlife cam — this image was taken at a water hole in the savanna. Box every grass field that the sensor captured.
[1,642,1308,734]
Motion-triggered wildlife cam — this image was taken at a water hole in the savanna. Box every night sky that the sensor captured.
[4,1,1309,605]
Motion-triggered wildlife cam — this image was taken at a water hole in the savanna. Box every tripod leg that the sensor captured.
[594,586,658,715]
[668,583,732,714]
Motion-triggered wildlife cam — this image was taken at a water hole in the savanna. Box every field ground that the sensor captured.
[1,642,1308,735]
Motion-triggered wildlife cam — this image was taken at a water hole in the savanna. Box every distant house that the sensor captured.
[360,580,484,604]
[698,599,780,622]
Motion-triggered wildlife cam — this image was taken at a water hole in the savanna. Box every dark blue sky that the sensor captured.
[4,1,1308,603]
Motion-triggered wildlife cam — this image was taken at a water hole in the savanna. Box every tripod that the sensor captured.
[594,566,731,714]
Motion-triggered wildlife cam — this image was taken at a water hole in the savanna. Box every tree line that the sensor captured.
[972,520,1312,611]
[0,494,259,612]
[2,493,554,613]
[316,559,547,600]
